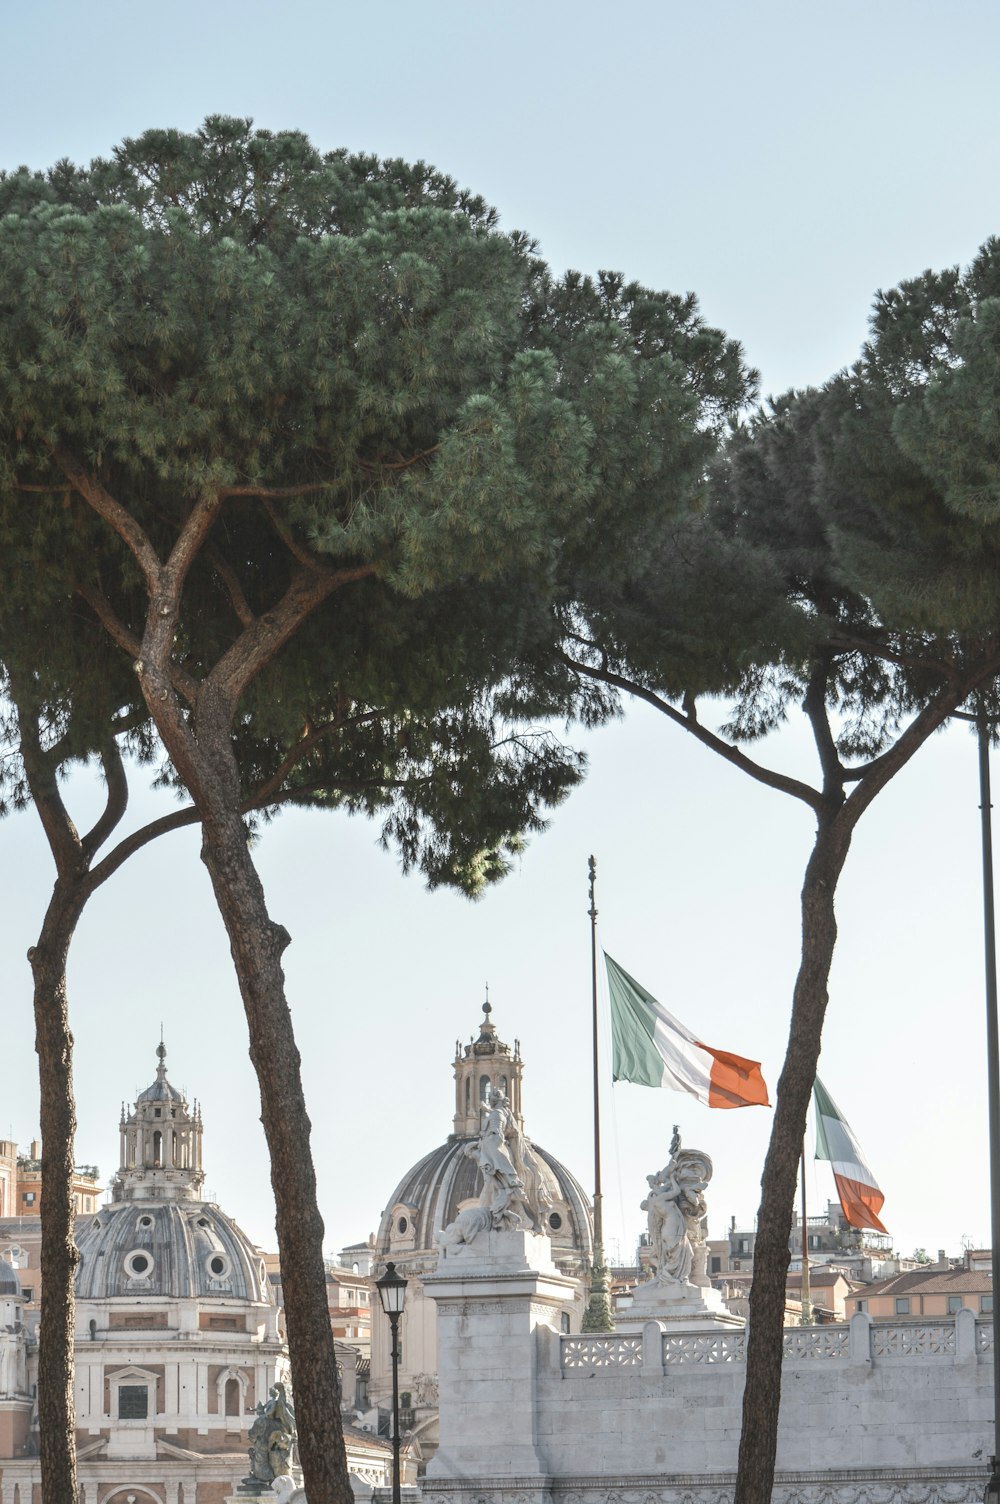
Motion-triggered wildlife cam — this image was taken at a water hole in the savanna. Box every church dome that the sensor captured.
[379,1138,591,1263]
[0,1258,21,1297]
[76,1200,268,1302]
[376,1002,592,1275]
[75,1043,270,1305]
[136,1044,185,1106]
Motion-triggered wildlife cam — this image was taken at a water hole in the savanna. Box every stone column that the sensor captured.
[423,1228,577,1482]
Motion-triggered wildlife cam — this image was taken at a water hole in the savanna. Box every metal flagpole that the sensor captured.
[800,1146,812,1325]
[581,854,614,1332]
[976,713,1000,1502]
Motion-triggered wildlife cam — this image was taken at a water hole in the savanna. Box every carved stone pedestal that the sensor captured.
[614,1277,744,1333]
[424,1227,576,1481]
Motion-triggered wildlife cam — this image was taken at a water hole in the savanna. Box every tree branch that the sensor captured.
[80,740,130,862]
[252,709,383,805]
[208,562,379,714]
[219,481,340,498]
[11,690,83,874]
[262,499,343,573]
[559,652,824,813]
[53,450,162,592]
[840,650,1000,826]
[204,542,256,628]
[825,629,959,681]
[802,661,845,805]
[74,584,200,708]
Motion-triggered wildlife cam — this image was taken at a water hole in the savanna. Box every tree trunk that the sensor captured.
[29,877,89,1504]
[734,810,853,1504]
[182,716,353,1504]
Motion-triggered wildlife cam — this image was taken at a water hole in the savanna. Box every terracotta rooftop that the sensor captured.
[856,1268,991,1298]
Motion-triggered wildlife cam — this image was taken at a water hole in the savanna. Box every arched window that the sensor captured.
[225,1377,241,1416]
[479,1075,490,1103]
[152,1130,162,1168]
[465,1078,471,1114]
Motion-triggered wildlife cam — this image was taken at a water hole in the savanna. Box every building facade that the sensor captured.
[0,1045,390,1504]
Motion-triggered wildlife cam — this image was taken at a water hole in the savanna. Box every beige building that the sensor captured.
[849,1249,993,1320]
[0,1044,390,1503]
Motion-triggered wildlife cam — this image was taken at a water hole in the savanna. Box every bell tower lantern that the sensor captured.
[114,1043,205,1202]
[452,1001,523,1138]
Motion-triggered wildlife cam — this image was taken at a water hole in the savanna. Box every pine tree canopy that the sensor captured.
[0,116,756,888]
[554,237,1000,762]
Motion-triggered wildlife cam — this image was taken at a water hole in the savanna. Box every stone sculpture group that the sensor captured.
[239,1380,297,1495]
[438,1087,554,1248]
[640,1126,712,1292]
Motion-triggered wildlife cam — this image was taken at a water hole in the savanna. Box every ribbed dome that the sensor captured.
[0,1258,21,1297]
[75,1200,269,1302]
[135,1041,186,1105]
[378,1137,592,1272]
[136,1076,185,1105]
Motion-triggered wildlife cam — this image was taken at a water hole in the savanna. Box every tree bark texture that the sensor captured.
[29,878,89,1504]
[163,704,353,1504]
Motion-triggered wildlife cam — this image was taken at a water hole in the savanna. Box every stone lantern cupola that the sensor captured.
[113,1042,204,1202]
[452,1000,523,1138]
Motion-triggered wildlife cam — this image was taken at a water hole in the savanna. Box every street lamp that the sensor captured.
[375,1261,407,1504]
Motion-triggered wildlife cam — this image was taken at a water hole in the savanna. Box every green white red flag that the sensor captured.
[605,953,769,1109]
[813,1075,887,1233]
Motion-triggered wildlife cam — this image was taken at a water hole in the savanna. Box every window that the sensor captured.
[118,1385,149,1419]
[710,1257,721,1274]
[856,1299,867,1314]
[124,1250,153,1280]
[22,1192,35,1205]
[225,1377,241,1417]
[948,1295,963,1314]
[895,1297,910,1315]
[982,1295,994,1314]
[21,1286,33,1302]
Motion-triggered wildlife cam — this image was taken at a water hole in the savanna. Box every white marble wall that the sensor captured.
[424,1237,993,1504]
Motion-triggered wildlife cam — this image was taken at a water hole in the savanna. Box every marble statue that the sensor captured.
[641,1127,712,1290]
[438,1087,553,1248]
[241,1381,297,1493]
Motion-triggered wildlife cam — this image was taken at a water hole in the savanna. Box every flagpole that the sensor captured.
[581,854,614,1332]
[976,713,1000,1500]
[799,1145,812,1325]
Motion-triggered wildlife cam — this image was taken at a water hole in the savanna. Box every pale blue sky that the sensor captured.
[2,0,999,1263]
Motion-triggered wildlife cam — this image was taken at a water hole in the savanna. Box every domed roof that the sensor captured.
[136,1042,186,1105]
[378,1137,592,1271]
[76,1200,270,1302]
[0,1258,21,1297]
[376,1002,593,1274]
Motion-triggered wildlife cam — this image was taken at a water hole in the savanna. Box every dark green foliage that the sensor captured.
[0,116,754,885]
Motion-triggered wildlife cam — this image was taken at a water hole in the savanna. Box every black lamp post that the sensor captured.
[375,1260,407,1504]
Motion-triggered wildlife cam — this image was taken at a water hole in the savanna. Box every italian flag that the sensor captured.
[605,953,769,1109]
[813,1075,887,1233]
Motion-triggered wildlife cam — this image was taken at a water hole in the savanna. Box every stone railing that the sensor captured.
[562,1335,643,1369]
[559,1312,992,1374]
